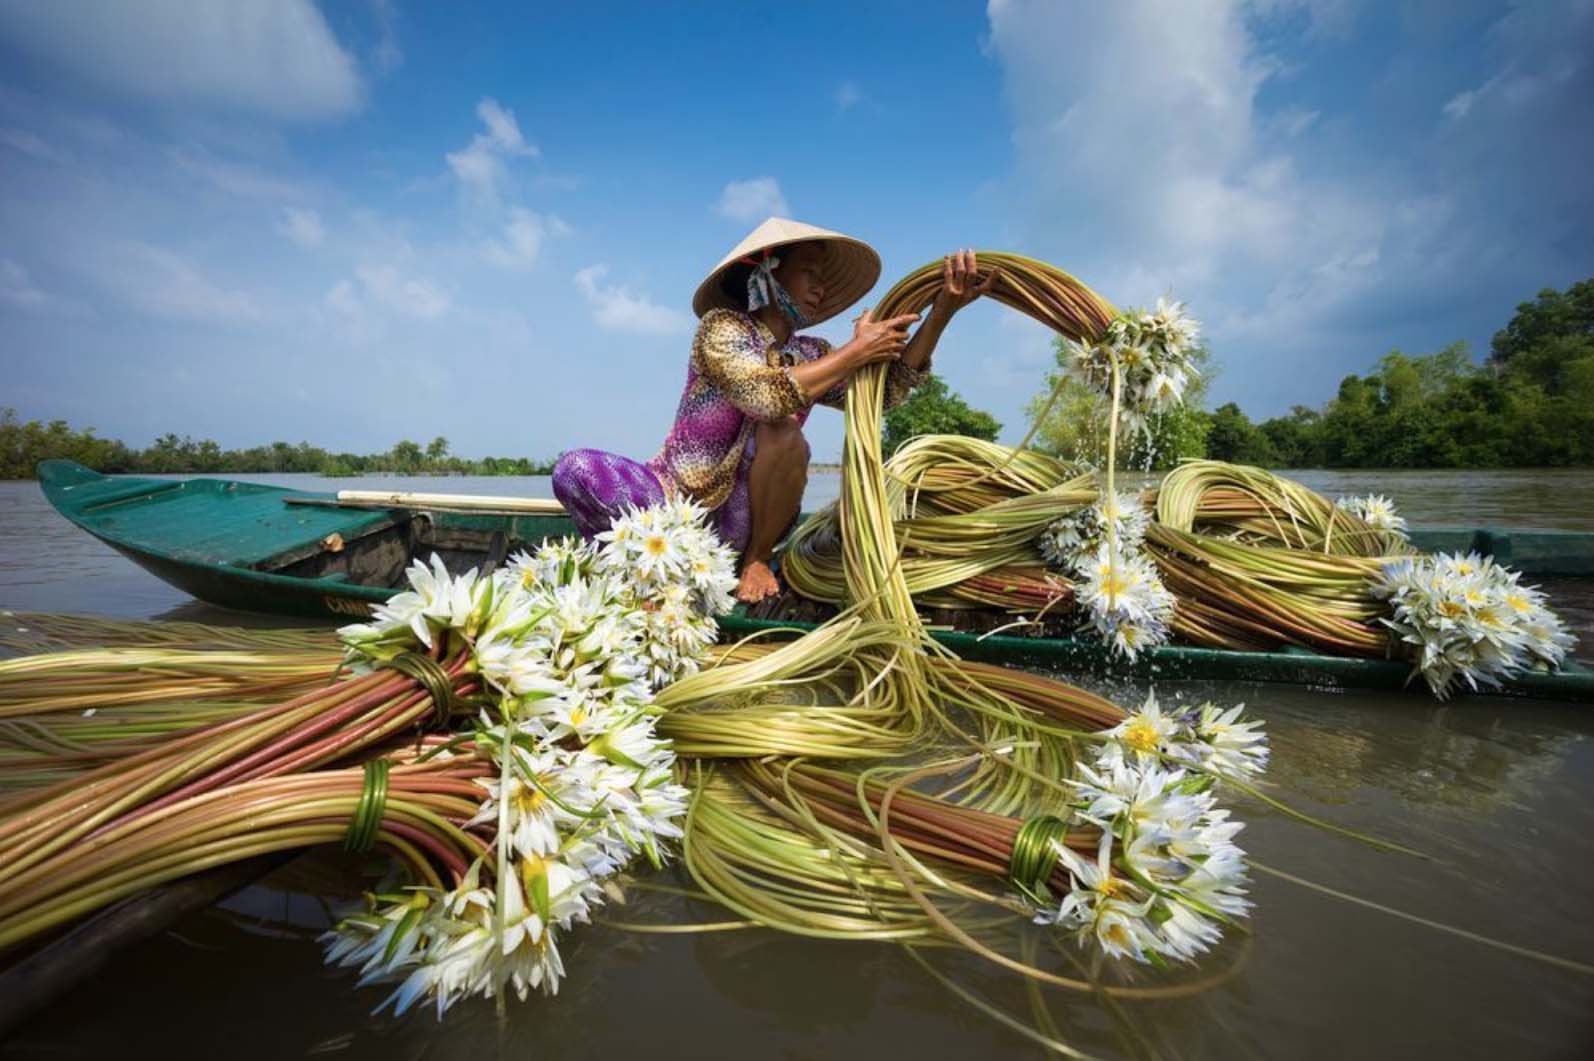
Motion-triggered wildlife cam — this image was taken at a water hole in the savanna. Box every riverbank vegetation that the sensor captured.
[0,417,556,480]
[6,279,1588,479]
[1028,278,1594,469]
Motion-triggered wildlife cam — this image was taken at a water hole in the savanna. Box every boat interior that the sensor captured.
[264,511,554,590]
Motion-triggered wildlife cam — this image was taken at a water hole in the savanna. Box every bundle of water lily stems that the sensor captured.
[0,256,1281,1052]
[783,436,1094,611]
[1146,460,1413,656]
[781,433,1575,696]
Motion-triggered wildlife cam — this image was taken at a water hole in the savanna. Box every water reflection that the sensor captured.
[6,474,1594,1058]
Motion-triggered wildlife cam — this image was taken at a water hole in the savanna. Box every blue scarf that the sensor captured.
[743,251,810,328]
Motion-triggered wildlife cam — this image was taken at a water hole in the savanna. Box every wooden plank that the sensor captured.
[334,490,565,514]
[285,497,557,519]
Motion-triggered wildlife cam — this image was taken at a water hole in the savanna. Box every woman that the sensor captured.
[553,217,995,604]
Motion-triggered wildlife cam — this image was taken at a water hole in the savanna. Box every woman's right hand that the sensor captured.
[845,307,920,368]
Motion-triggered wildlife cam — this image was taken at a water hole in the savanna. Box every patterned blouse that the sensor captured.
[648,308,929,510]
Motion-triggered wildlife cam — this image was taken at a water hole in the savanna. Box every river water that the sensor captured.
[2,470,1592,1059]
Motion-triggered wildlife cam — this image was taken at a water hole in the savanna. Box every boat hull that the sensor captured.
[34,461,1594,702]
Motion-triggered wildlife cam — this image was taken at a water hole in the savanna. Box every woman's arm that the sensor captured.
[788,309,919,403]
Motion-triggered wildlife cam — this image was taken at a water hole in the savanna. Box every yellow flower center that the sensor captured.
[1123,717,1160,754]
[1438,600,1465,618]
[644,535,668,556]
[511,780,547,816]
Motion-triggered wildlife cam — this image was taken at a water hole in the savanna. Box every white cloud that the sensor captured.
[1442,87,1480,121]
[574,265,691,335]
[370,0,403,73]
[717,177,789,223]
[986,0,1594,417]
[356,263,450,319]
[446,98,538,201]
[835,81,862,110]
[1271,106,1320,137]
[100,243,260,322]
[0,259,46,308]
[0,127,64,162]
[483,207,567,269]
[172,149,307,201]
[325,279,361,317]
[986,0,1384,360]
[0,0,362,121]
[278,207,325,248]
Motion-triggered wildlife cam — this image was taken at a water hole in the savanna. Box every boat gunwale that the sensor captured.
[31,461,1594,702]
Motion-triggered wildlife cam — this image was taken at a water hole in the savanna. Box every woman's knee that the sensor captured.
[757,417,810,469]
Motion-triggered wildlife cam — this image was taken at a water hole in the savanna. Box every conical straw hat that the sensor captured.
[693,217,881,326]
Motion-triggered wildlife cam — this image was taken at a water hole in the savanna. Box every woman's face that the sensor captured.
[774,243,827,320]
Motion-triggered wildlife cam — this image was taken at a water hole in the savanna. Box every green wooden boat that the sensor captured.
[36,460,1594,702]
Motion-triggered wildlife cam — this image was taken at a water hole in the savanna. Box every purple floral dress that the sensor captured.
[553,308,927,553]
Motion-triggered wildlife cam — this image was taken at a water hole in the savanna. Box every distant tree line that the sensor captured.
[0,417,558,480]
[1027,278,1594,469]
[8,280,1589,479]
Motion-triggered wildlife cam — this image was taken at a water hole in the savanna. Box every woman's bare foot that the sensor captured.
[736,559,781,604]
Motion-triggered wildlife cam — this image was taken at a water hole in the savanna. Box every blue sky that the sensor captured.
[2,0,1590,462]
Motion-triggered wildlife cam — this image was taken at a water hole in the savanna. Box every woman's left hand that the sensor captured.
[933,249,999,316]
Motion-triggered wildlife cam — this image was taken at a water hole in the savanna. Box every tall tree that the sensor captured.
[881,375,1001,458]
[1024,341,1214,469]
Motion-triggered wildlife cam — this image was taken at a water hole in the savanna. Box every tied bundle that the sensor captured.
[0,254,1288,1047]
[0,501,740,1014]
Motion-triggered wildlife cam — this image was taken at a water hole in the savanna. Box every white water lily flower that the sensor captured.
[330,498,734,1014]
[1066,299,1202,434]
[1104,691,1179,763]
[1187,702,1269,780]
[1374,551,1577,697]
[1050,745,1255,965]
[1075,544,1175,661]
[1146,369,1186,411]
[365,554,457,647]
[1040,490,1153,576]
[1150,296,1200,354]
[496,901,564,1001]
[1091,896,1166,962]
[1335,493,1408,534]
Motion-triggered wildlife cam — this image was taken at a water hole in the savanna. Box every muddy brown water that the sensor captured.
[2,471,1592,1059]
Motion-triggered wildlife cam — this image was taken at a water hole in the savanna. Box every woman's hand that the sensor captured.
[788,307,919,403]
[932,249,1000,317]
[845,307,920,369]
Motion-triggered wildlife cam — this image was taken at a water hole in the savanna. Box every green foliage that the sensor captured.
[0,409,558,480]
[1489,279,1594,369]
[1257,407,1325,468]
[0,409,136,479]
[882,374,1001,458]
[1025,342,1214,469]
[1018,278,1594,469]
[1205,402,1277,465]
[1250,278,1594,467]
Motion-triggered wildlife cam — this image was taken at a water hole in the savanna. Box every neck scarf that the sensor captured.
[741,251,810,328]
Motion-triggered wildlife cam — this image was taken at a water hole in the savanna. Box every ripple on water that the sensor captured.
[3,474,1593,1058]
